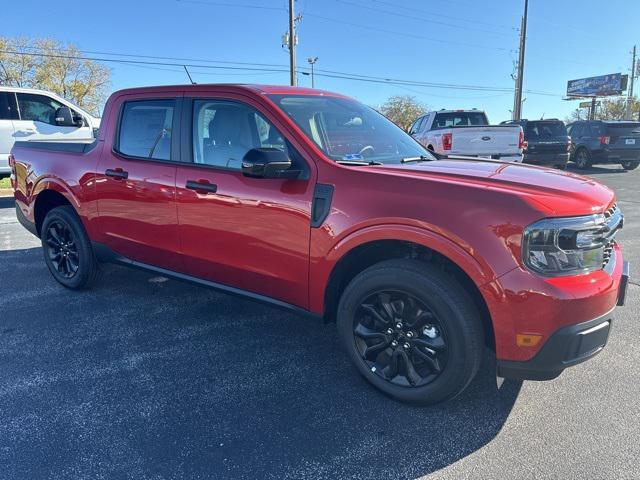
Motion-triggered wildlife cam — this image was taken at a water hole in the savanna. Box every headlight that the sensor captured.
[523,212,620,276]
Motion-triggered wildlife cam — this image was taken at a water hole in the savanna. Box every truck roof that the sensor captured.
[109,84,350,98]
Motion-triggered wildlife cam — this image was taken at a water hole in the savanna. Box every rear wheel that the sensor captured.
[574,148,592,169]
[41,206,99,289]
[337,259,484,405]
[621,161,639,171]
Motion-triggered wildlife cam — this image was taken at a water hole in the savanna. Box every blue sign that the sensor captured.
[567,73,626,97]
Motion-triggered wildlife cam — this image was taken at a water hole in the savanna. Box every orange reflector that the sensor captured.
[516,334,542,347]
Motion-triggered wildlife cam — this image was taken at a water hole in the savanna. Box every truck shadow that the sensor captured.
[0,251,522,480]
[0,195,15,209]
[566,165,628,175]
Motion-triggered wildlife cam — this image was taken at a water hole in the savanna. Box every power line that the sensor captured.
[0,48,562,97]
[333,0,516,36]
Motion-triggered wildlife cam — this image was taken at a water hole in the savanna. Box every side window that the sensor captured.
[192,99,288,170]
[117,99,174,161]
[569,124,582,137]
[0,92,19,120]
[16,93,65,124]
[409,117,422,135]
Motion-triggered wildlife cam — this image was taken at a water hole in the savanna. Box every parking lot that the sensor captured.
[0,165,638,480]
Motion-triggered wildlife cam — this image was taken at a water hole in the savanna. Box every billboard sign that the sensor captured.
[567,73,627,97]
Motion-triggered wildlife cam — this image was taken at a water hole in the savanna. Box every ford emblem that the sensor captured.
[481,136,491,141]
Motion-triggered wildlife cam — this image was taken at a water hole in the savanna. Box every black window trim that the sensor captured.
[181,96,310,179]
[112,97,184,164]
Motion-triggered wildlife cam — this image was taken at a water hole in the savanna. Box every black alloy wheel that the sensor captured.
[621,161,639,170]
[337,259,484,405]
[353,290,447,387]
[41,205,99,289]
[45,220,79,278]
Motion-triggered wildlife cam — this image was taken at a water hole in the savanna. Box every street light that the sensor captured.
[307,56,318,88]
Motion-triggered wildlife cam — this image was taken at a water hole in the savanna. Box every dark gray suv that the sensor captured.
[567,120,640,170]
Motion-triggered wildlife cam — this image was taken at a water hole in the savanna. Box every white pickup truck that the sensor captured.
[409,109,524,162]
[0,86,100,178]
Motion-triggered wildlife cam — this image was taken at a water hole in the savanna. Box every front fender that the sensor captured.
[308,221,500,315]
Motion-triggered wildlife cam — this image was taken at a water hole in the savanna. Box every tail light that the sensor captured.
[442,133,452,151]
[599,136,610,145]
[518,130,527,150]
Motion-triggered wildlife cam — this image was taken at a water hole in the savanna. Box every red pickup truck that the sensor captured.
[10,84,629,404]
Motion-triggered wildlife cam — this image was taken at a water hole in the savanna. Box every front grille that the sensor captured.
[604,202,617,219]
[602,203,622,268]
[602,240,615,268]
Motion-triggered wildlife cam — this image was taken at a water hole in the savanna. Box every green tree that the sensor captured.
[566,96,640,123]
[379,95,428,131]
[0,37,111,115]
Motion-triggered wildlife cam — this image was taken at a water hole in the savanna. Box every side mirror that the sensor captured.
[242,148,294,179]
[55,107,84,127]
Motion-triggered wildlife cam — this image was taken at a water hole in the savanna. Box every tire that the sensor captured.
[41,205,99,289]
[574,148,592,169]
[337,259,484,405]
[621,161,639,171]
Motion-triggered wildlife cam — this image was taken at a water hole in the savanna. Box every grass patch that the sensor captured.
[0,177,10,189]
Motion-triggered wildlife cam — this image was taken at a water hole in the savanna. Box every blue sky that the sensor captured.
[3,0,639,121]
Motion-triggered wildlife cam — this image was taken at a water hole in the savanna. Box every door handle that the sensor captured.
[186,180,217,194]
[105,168,129,180]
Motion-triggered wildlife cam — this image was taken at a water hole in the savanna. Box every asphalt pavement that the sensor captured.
[0,165,638,480]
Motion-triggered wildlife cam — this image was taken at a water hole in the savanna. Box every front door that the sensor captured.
[13,92,93,142]
[175,97,314,308]
[95,97,181,270]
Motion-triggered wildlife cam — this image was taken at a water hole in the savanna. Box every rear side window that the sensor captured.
[0,92,19,120]
[16,93,65,124]
[605,122,640,136]
[525,122,567,138]
[589,123,606,136]
[117,100,174,160]
[432,112,488,129]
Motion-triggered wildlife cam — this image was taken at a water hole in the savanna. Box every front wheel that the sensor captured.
[337,259,484,405]
[41,206,99,289]
[621,161,639,171]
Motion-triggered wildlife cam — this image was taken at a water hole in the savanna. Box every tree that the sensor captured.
[0,37,111,115]
[566,96,640,123]
[379,95,428,131]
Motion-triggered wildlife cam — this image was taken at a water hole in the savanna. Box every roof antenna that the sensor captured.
[183,65,196,85]
[540,112,545,119]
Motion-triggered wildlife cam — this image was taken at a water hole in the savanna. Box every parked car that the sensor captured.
[501,119,570,169]
[567,120,640,170]
[409,109,524,161]
[10,85,629,405]
[0,86,100,178]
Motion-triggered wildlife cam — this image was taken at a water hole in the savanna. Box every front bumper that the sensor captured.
[497,260,630,380]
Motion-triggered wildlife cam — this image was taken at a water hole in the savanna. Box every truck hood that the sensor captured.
[375,159,614,216]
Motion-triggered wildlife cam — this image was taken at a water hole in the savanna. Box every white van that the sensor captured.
[0,86,101,177]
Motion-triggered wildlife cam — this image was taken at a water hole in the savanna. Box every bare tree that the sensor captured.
[566,96,640,123]
[379,95,428,131]
[0,37,111,115]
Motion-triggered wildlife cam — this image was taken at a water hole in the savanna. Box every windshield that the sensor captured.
[268,94,435,164]
[525,121,567,138]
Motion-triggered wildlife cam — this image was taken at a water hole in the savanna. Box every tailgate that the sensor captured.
[450,127,520,155]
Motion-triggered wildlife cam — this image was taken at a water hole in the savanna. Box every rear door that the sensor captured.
[14,92,94,142]
[94,94,183,270]
[174,95,314,308]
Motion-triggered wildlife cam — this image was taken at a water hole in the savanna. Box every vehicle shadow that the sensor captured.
[566,164,628,175]
[0,251,522,480]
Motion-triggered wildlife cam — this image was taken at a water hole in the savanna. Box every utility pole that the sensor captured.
[512,0,528,120]
[288,0,297,86]
[308,57,318,88]
[626,45,636,120]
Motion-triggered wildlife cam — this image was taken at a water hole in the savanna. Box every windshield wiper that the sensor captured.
[336,160,383,166]
[400,155,433,163]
